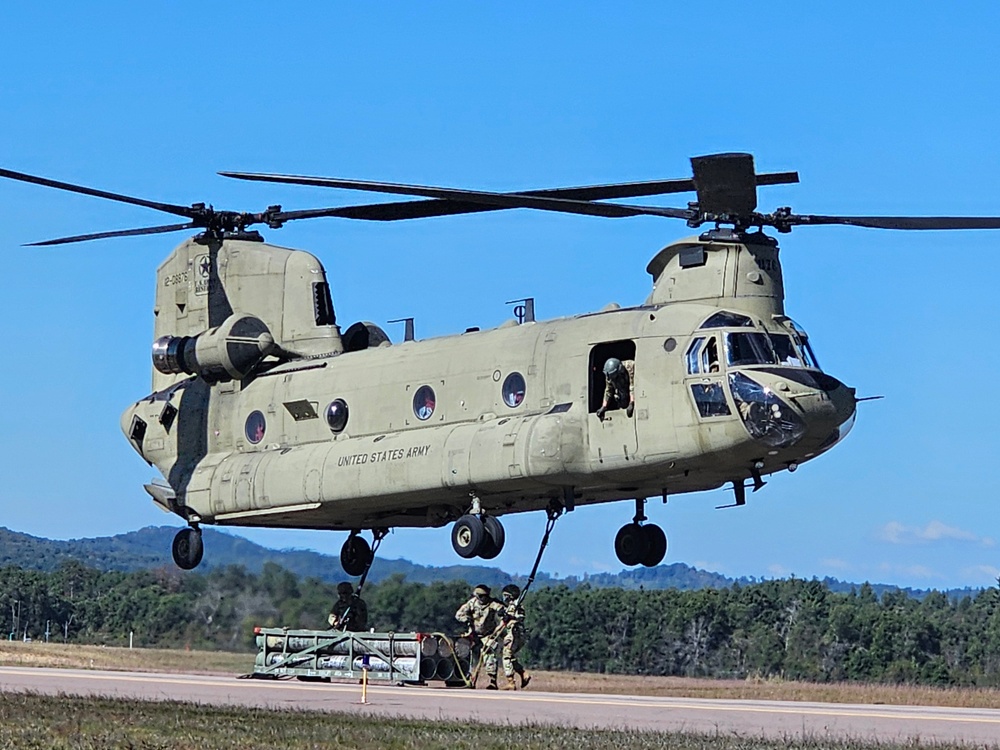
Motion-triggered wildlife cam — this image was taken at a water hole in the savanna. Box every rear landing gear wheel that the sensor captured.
[614,523,648,567]
[172,527,203,570]
[640,524,667,567]
[478,516,506,560]
[451,514,485,559]
[341,533,372,576]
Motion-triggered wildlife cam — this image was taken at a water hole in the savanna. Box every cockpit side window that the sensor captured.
[726,332,777,367]
[685,337,704,374]
[797,335,820,369]
[783,318,821,369]
[702,336,720,373]
[686,336,720,375]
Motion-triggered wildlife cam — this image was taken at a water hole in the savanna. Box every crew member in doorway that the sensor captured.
[500,584,530,689]
[328,581,369,632]
[597,357,635,420]
[456,583,504,689]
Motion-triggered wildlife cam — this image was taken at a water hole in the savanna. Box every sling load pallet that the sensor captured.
[250,627,474,686]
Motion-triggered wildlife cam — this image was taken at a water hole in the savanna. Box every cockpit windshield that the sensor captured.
[726,332,776,366]
[695,314,823,371]
[769,334,804,367]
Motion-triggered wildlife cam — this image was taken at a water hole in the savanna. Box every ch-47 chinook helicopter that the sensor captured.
[5,153,1000,577]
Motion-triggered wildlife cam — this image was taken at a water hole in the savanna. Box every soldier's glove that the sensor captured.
[327,613,338,628]
[596,407,606,421]
[626,402,634,418]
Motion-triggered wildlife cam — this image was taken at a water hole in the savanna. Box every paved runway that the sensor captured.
[2,666,999,744]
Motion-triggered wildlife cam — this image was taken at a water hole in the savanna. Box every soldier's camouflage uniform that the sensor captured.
[603,358,635,410]
[500,599,527,679]
[455,593,503,680]
[329,594,368,632]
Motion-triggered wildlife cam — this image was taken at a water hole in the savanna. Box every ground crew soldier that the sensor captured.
[597,357,635,420]
[455,583,504,689]
[328,581,369,632]
[499,583,530,690]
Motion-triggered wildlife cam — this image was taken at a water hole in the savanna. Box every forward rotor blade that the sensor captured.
[221,172,695,221]
[0,167,199,219]
[262,171,799,223]
[25,222,198,246]
[788,214,1000,230]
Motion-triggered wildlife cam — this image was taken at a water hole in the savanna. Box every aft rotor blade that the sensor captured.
[25,222,198,246]
[788,214,1000,230]
[265,171,800,223]
[0,167,202,220]
[220,172,695,221]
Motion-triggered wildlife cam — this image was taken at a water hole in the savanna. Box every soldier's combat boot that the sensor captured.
[502,674,517,690]
[486,676,498,690]
[519,669,531,688]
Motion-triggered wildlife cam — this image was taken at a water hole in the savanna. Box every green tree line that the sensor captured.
[4,562,1000,686]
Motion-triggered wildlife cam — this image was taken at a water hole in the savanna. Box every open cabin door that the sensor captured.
[587,340,638,468]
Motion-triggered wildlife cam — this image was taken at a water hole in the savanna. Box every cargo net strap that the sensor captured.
[356,527,388,598]
[469,504,561,687]
[332,528,389,633]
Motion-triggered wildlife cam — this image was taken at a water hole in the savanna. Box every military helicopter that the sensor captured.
[4,154,1000,577]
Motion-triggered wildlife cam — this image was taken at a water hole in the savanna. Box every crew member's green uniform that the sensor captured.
[598,358,635,418]
[500,584,530,689]
[329,582,368,632]
[455,584,503,688]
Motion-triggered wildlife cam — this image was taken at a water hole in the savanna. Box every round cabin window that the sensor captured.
[245,410,266,444]
[413,385,436,421]
[502,372,526,408]
[325,399,349,433]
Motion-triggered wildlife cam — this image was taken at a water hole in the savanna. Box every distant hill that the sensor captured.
[0,526,982,599]
[0,525,737,590]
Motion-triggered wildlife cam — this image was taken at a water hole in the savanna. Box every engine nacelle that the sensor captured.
[153,314,275,382]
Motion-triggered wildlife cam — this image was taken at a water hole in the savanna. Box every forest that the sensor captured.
[3,561,1000,686]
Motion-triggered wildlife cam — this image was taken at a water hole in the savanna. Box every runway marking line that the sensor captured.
[2,668,999,726]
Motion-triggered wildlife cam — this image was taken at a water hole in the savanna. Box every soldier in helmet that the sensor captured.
[455,583,504,689]
[596,356,635,420]
[499,583,530,689]
[328,581,369,632]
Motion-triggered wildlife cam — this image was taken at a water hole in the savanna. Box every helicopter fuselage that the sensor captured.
[121,234,856,535]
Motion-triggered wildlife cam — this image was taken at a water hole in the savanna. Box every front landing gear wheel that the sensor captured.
[478,516,506,560]
[614,523,648,567]
[341,533,372,576]
[172,527,203,570]
[452,514,485,559]
[640,524,667,567]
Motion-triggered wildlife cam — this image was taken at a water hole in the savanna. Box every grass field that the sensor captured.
[0,692,982,750]
[4,640,1000,709]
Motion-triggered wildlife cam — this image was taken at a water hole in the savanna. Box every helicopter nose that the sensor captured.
[785,372,857,453]
[728,369,856,452]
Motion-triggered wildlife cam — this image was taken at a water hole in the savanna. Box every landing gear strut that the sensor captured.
[614,499,667,568]
[340,528,388,578]
[451,497,506,559]
[171,525,204,570]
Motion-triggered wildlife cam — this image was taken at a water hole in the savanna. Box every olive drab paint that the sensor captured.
[121,231,856,537]
[19,152,983,571]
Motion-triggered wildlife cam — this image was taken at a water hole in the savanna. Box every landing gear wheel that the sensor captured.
[614,523,649,567]
[341,534,372,576]
[451,514,485,559]
[478,516,506,560]
[640,524,667,567]
[171,527,203,570]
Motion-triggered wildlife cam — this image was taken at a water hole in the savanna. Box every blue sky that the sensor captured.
[2,3,999,589]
